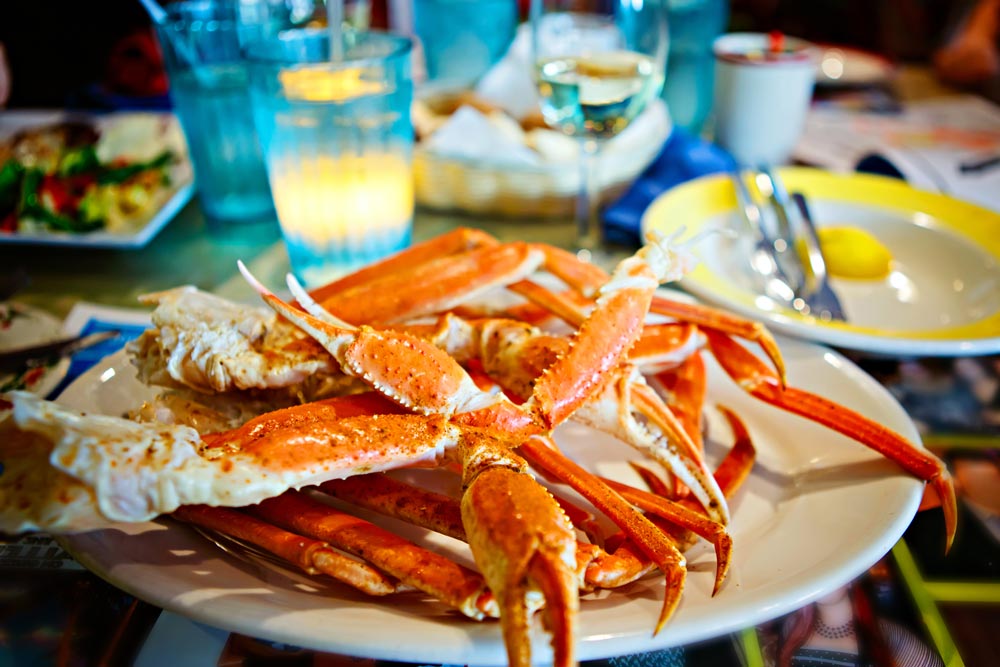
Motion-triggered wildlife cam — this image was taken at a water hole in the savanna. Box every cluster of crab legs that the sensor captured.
[1,228,955,667]
[162,230,954,665]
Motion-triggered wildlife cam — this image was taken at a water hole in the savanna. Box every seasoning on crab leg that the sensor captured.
[505,242,787,385]
[0,391,462,533]
[702,329,957,551]
[520,437,723,603]
[460,432,580,667]
[308,226,500,301]
[320,474,670,596]
[394,314,728,526]
[250,490,499,620]
[479,246,955,553]
[239,233,707,664]
[173,505,403,596]
[322,241,547,325]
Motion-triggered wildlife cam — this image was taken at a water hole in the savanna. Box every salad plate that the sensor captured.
[57,331,925,664]
[642,168,1000,357]
[0,111,194,249]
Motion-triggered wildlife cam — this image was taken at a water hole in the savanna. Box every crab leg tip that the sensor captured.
[238,261,269,296]
[935,471,957,554]
[712,534,733,597]
[654,567,685,635]
[285,272,356,328]
[285,271,305,296]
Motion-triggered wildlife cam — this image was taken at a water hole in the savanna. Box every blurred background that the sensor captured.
[0,0,997,112]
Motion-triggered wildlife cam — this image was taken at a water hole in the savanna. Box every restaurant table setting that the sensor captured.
[1,1,998,666]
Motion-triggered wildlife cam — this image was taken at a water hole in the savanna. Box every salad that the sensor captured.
[0,120,180,235]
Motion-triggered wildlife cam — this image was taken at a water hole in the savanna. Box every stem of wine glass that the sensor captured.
[575,136,602,252]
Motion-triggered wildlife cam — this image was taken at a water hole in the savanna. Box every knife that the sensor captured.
[791,193,848,322]
[0,330,122,375]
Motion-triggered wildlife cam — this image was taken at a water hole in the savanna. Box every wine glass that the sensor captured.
[530,0,668,256]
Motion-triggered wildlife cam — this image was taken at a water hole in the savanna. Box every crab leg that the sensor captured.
[459,431,579,667]
[321,474,671,594]
[630,323,707,373]
[321,474,467,540]
[500,231,696,431]
[309,226,498,300]
[250,490,498,619]
[703,329,957,551]
[519,437,687,630]
[649,350,709,499]
[524,443,729,598]
[240,234,712,652]
[652,352,708,453]
[630,405,756,519]
[172,505,403,595]
[316,242,546,326]
[710,406,757,495]
[506,242,786,385]
[576,540,656,589]
[650,297,786,386]
[393,314,729,526]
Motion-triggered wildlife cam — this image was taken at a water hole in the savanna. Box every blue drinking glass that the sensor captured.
[663,0,728,134]
[155,2,276,226]
[414,0,519,87]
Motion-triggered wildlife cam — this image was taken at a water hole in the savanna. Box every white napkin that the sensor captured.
[422,106,542,166]
[474,24,540,119]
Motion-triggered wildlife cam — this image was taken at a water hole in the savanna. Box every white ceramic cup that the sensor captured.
[712,32,818,166]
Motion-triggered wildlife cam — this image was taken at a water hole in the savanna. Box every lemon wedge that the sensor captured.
[807,226,893,280]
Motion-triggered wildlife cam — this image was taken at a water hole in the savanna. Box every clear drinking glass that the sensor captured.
[530,0,668,253]
[246,29,415,287]
[155,1,276,226]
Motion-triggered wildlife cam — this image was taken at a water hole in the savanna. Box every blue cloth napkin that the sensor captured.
[603,128,733,246]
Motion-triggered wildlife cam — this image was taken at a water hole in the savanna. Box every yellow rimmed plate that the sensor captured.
[641,167,1000,356]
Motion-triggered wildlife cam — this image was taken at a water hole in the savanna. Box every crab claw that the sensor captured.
[460,432,579,667]
[704,330,957,552]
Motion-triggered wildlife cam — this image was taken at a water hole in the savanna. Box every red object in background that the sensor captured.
[105,29,169,98]
[368,0,389,29]
[768,30,785,54]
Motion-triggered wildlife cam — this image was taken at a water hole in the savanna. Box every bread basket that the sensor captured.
[414,99,672,218]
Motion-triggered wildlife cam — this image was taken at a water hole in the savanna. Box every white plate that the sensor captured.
[57,333,924,664]
[642,168,1000,357]
[0,111,194,249]
[0,302,69,396]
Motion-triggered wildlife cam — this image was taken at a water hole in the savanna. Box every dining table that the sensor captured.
[1,63,998,667]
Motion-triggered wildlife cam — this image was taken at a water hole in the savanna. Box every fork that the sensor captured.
[730,167,847,321]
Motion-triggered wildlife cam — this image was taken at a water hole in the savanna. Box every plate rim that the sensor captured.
[54,332,926,664]
[641,167,1000,356]
[0,110,194,249]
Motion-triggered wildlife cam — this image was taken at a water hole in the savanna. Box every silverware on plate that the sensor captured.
[790,191,847,322]
[730,167,847,322]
